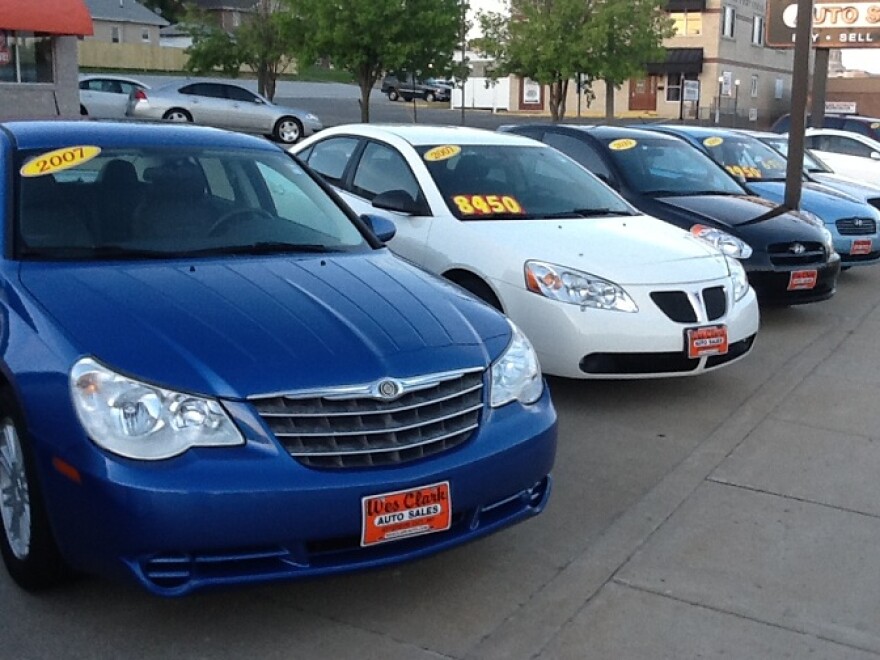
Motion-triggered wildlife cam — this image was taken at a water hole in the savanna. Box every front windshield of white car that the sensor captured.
[760,136,831,174]
[417,144,636,220]
[15,146,369,260]
[599,137,746,196]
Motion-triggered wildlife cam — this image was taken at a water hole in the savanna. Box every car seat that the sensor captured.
[19,175,93,249]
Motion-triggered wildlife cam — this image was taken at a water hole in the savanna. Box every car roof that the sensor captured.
[507,123,683,142]
[321,124,543,147]
[79,74,147,85]
[0,120,282,152]
[735,129,778,139]
[645,125,746,139]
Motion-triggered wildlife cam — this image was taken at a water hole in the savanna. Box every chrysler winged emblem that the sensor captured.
[375,378,403,400]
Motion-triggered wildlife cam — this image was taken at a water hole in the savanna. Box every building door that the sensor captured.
[628,76,657,111]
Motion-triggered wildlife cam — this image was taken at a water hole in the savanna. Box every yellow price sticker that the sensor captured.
[608,139,637,151]
[703,137,724,147]
[20,145,102,178]
[872,122,880,129]
[726,164,761,179]
[424,145,462,162]
[452,194,524,216]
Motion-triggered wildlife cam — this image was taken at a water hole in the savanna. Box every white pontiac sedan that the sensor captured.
[291,126,760,379]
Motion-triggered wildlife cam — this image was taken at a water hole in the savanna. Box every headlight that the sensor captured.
[726,255,750,302]
[524,260,638,312]
[490,321,543,407]
[690,225,753,259]
[70,358,244,460]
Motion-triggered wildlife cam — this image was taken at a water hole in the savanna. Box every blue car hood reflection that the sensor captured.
[746,181,875,222]
[20,252,507,398]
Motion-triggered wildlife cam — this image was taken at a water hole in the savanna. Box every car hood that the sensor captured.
[465,214,728,286]
[810,173,880,200]
[20,252,507,399]
[746,181,874,220]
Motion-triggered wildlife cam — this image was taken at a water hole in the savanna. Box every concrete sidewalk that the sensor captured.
[464,283,880,659]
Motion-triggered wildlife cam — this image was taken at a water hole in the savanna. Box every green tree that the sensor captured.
[586,0,674,120]
[185,0,303,101]
[295,0,463,122]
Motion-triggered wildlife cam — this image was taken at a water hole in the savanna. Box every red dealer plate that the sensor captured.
[686,325,729,359]
[361,481,451,547]
[787,270,818,291]
[851,239,873,255]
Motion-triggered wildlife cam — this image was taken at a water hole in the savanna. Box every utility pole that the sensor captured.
[784,0,814,210]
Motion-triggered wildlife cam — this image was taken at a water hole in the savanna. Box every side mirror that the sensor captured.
[871,152,880,161]
[361,213,397,242]
[372,189,423,215]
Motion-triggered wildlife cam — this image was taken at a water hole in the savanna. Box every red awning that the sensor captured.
[0,0,94,36]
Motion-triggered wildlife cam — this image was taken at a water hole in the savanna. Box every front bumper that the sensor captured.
[36,389,557,596]
[745,251,841,304]
[497,277,760,379]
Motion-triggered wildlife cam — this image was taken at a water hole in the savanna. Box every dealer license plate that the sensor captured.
[361,481,451,547]
[851,238,873,256]
[787,270,818,291]
[686,325,729,359]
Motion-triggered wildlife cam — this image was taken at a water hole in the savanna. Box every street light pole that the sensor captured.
[715,75,723,124]
[733,79,740,127]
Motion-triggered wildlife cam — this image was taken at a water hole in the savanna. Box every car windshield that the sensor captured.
[15,146,368,260]
[598,136,746,196]
[418,144,635,220]
[760,136,831,174]
[698,134,789,181]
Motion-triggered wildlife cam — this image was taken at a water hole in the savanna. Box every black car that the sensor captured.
[380,72,451,103]
[771,113,880,142]
[501,124,841,305]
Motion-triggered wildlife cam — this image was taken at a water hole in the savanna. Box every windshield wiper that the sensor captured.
[540,208,635,218]
[646,189,738,197]
[20,245,174,260]
[180,242,337,256]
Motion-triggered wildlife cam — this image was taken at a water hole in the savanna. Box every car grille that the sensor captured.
[250,369,484,469]
[767,241,827,266]
[836,217,877,235]
[650,286,727,323]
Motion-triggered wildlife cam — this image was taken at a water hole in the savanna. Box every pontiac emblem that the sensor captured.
[376,379,402,400]
[790,243,806,255]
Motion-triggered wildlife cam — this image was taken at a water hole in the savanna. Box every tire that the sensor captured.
[425,91,436,103]
[0,390,69,591]
[387,89,400,102]
[162,108,192,122]
[273,116,303,144]
[448,274,503,311]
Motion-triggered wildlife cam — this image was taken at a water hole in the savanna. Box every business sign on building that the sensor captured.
[766,0,880,47]
[825,100,858,113]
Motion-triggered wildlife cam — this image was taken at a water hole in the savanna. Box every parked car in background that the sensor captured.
[292,125,760,379]
[0,120,556,595]
[771,113,880,141]
[801,128,880,186]
[745,130,880,210]
[381,72,452,103]
[125,79,322,144]
[79,74,149,119]
[642,125,880,269]
[501,124,840,304]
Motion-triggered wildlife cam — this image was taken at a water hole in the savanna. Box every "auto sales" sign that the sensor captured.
[766,0,880,47]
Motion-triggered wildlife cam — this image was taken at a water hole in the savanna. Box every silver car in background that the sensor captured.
[80,74,149,119]
[126,79,322,144]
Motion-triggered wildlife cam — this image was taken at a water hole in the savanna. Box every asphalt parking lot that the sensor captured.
[4,264,880,658]
[6,80,880,658]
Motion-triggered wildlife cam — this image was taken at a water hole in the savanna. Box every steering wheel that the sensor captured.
[208,207,275,237]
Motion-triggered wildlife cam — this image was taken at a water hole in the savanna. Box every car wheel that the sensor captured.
[0,390,69,591]
[388,89,400,102]
[162,108,192,122]
[425,92,436,103]
[402,95,413,102]
[448,274,503,311]
[273,116,303,144]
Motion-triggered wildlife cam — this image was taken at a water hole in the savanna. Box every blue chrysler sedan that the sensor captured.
[0,121,556,596]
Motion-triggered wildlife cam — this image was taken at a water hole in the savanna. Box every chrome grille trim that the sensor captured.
[250,367,485,469]
[836,217,877,235]
[273,403,483,438]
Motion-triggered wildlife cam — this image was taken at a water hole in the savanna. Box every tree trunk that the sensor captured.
[358,78,372,123]
[605,80,615,121]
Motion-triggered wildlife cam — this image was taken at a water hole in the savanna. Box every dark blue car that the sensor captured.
[0,121,556,596]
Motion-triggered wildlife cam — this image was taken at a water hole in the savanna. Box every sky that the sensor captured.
[842,50,880,74]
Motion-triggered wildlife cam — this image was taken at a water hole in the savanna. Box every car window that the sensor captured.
[305,137,359,185]
[224,85,258,103]
[699,134,788,181]
[179,83,225,99]
[828,136,875,158]
[543,132,613,181]
[599,137,746,195]
[762,136,829,173]
[117,81,141,96]
[15,146,370,259]
[419,143,635,220]
[843,119,871,136]
[352,142,421,201]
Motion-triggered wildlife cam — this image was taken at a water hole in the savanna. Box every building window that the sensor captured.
[666,73,682,102]
[752,16,764,46]
[0,31,54,84]
[232,12,241,27]
[775,78,784,99]
[670,12,702,36]
[750,74,759,98]
[111,26,121,43]
[141,29,150,43]
[722,6,736,39]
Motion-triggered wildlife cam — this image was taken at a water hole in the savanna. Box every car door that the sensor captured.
[220,84,273,133]
[177,83,231,128]
[805,134,880,183]
[80,78,129,118]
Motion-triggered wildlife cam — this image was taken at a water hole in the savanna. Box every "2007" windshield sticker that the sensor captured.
[452,194,524,216]
[20,146,102,177]
[703,137,724,147]
[424,145,462,162]
[608,138,637,151]
[725,164,761,179]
